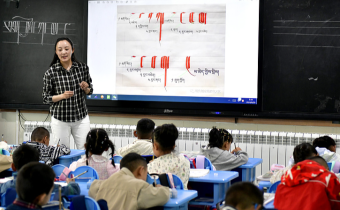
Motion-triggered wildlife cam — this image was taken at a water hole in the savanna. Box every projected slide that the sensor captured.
[88,0,259,104]
[116,5,225,97]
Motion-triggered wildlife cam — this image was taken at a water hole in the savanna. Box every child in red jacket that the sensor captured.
[274,156,340,210]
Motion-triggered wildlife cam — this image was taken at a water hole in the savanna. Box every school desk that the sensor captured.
[231,158,263,183]
[188,171,238,206]
[163,190,197,210]
[58,149,85,167]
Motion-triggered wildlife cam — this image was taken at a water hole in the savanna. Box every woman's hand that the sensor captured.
[63,91,74,99]
[79,81,89,90]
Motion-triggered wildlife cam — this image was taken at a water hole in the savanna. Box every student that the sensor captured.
[0,145,80,196]
[116,118,155,156]
[274,156,340,210]
[270,142,317,183]
[26,127,70,166]
[7,162,55,210]
[89,153,170,210]
[201,127,248,171]
[147,124,190,189]
[69,129,119,180]
[223,182,263,210]
[313,136,340,162]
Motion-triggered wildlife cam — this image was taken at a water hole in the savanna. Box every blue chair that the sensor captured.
[52,164,66,178]
[1,188,16,207]
[112,155,123,164]
[67,196,100,210]
[268,181,280,193]
[147,173,184,190]
[84,196,101,210]
[69,166,99,181]
[1,149,10,156]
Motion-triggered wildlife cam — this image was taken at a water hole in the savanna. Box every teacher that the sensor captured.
[42,37,93,150]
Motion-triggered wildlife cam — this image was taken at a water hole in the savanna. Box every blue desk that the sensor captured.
[258,181,273,191]
[231,158,263,183]
[58,149,85,167]
[163,190,197,210]
[188,171,238,206]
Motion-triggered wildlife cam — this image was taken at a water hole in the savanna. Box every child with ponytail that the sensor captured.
[69,129,119,180]
[201,127,248,171]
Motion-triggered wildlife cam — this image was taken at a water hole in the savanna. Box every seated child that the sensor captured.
[89,153,170,210]
[7,162,55,210]
[274,156,340,210]
[270,142,317,183]
[148,124,190,189]
[26,127,70,166]
[223,182,263,210]
[201,127,248,171]
[69,129,119,180]
[313,136,340,162]
[0,145,80,196]
[116,118,155,156]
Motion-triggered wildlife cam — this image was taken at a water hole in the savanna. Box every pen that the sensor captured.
[73,170,88,179]
[234,142,236,150]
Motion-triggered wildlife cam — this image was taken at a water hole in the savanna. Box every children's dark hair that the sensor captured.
[293,143,317,164]
[225,182,263,210]
[153,124,178,152]
[31,127,50,142]
[136,118,155,139]
[208,127,233,148]
[308,156,329,170]
[16,162,55,204]
[49,37,80,67]
[85,129,115,167]
[120,152,147,172]
[13,145,40,171]
[313,136,336,150]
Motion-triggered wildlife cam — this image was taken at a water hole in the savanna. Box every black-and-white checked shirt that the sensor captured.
[43,61,93,122]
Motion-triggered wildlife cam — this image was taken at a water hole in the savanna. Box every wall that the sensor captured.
[2,110,340,145]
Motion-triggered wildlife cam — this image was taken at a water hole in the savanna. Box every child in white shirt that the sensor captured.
[147,124,190,189]
[116,118,155,156]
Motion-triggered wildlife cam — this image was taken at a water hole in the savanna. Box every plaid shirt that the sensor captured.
[12,199,41,209]
[43,61,93,122]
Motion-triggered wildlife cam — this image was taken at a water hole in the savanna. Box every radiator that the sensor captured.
[23,121,340,178]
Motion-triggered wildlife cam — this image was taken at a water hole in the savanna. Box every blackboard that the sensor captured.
[263,0,340,114]
[0,0,87,108]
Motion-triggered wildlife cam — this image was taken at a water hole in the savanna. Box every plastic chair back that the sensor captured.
[69,166,99,180]
[327,162,332,170]
[84,196,101,210]
[112,155,123,164]
[1,188,17,207]
[268,181,281,193]
[1,150,10,156]
[141,155,154,163]
[52,164,66,178]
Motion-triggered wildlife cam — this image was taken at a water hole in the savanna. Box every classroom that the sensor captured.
[1,0,340,209]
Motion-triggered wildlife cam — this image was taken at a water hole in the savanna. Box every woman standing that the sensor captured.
[43,37,93,149]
